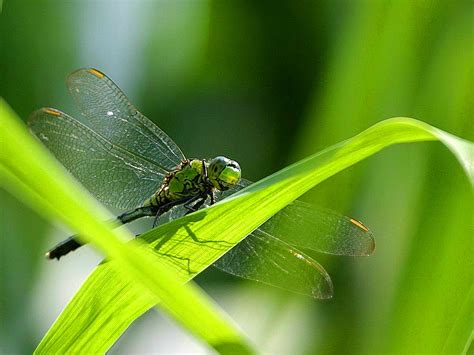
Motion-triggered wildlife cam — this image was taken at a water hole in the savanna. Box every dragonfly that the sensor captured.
[28,68,375,299]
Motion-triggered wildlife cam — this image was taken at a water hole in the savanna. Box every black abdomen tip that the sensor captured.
[45,237,82,261]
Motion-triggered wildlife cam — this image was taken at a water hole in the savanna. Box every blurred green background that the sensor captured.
[1,0,472,354]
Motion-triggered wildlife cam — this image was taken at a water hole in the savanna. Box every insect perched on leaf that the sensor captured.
[29,68,375,299]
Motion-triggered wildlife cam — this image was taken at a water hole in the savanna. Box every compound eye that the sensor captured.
[218,165,241,188]
[208,156,241,190]
[209,156,229,176]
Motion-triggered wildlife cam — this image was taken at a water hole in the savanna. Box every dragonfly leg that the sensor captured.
[184,199,206,215]
[184,193,210,215]
[151,196,197,227]
[199,160,215,206]
[201,159,216,189]
[202,159,208,179]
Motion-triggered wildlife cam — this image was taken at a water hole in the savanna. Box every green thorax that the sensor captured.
[143,159,210,207]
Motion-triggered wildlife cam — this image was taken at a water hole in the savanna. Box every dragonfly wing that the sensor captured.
[28,108,165,210]
[218,178,375,256]
[213,229,333,299]
[260,200,375,256]
[66,68,185,171]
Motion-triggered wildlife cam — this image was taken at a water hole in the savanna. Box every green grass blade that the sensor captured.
[27,113,473,353]
[0,99,255,354]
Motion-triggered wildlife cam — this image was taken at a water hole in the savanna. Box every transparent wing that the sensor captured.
[220,178,375,256]
[211,185,373,297]
[260,200,375,256]
[66,68,185,171]
[28,108,166,210]
[213,229,334,299]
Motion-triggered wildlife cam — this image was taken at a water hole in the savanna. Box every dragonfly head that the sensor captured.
[208,156,241,191]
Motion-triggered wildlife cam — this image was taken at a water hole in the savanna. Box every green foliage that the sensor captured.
[1,99,471,353]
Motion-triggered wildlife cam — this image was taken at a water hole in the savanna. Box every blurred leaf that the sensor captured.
[294,3,472,353]
[0,189,47,353]
[10,105,471,353]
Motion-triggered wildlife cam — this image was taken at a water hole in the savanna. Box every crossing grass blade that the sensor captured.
[0,99,255,355]
[1,98,472,353]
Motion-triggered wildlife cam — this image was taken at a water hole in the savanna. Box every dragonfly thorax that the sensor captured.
[143,157,240,210]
